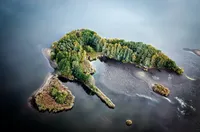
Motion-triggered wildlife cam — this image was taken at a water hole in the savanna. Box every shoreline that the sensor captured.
[98,56,179,73]
[28,73,53,107]
[42,48,57,68]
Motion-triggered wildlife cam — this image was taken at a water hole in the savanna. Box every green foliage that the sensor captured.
[51,87,58,97]
[83,45,94,52]
[50,87,68,104]
[50,28,183,82]
[176,67,184,75]
[56,51,65,63]
[72,61,90,83]
[152,83,170,96]
[58,58,72,77]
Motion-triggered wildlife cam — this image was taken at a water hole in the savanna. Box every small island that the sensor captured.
[152,83,170,97]
[30,29,183,112]
[126,120,133,126]
[29,74,75,112]
[183,48,200,57]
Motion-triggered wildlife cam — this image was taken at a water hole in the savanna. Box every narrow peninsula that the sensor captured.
[30,29,184,112]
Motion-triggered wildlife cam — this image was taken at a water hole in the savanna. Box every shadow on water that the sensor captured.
[99,56,177,75]
[80,83,95,96]
[58,76,69,83]
[58,76,95,96]
[28,96,40,112]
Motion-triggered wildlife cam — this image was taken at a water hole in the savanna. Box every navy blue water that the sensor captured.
[1,0,200,132]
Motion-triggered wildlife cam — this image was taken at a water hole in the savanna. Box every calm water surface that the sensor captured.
[1,0,200,132]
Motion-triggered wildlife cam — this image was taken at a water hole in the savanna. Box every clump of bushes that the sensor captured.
[152,83,170,97]
[50,87,68,104]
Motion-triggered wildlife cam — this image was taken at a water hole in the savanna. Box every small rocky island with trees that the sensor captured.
[152,83,170,97]
[29,74,75,112]
[29,29,184,112]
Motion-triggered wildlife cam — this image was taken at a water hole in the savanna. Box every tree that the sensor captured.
[58,59,72,77]
[51,28,184,82]
[164,60,176,69]
[50,87,68,104]
[56,51,65,63]
[176,67,184,75]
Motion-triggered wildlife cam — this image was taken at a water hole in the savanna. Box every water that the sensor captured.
[1,0,200,132]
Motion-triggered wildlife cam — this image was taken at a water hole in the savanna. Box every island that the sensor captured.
[183,48,200,57]
[126,119,133,126]
[30,29,184,112]
[29,74,75,112]
[152,83,170,97]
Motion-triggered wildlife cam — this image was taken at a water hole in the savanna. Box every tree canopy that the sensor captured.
[51,29,183,82]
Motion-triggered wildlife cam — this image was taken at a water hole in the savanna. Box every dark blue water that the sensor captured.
[1,0,200,132]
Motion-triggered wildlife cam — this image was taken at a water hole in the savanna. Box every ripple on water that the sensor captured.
[184,74,196,81]
[136,93,159,103]
[175,96,196,116]
[152,75,160,81]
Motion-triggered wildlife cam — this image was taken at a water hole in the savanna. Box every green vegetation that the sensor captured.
[50,29,183,108]
[50,87,68,104]
[51,29,183,76]
[34,76,75,112]
[152,83,170,97]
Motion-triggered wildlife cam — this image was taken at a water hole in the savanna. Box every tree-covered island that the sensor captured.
[152,83,170,97]
[30,29,184,112]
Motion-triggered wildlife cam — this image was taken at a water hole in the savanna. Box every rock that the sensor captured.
[126,120,132,126]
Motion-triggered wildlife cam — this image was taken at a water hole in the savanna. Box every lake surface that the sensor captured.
[1,0,200,132]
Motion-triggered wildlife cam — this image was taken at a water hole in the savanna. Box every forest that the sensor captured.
[49,29,183,108]
[50,29,184,84]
